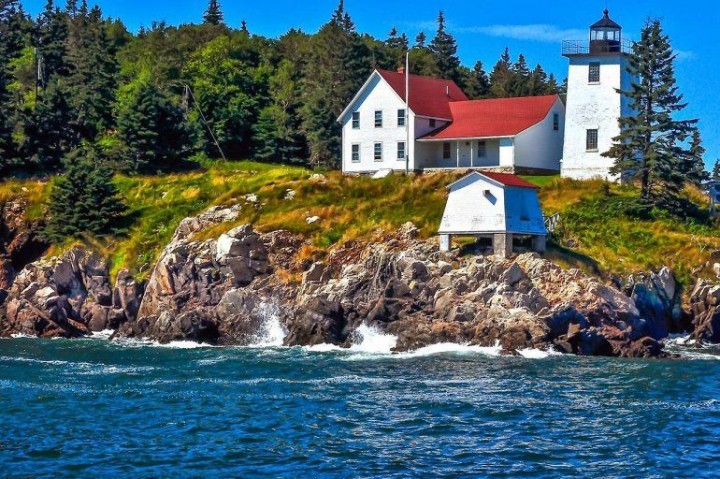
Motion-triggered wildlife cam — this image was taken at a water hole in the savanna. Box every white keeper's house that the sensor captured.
[338,69,565,175]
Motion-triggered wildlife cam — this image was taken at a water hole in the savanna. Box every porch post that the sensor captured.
[470,140,474,168]
[456,141,460,168]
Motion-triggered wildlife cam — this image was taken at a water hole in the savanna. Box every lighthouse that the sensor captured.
[561,10,633,181]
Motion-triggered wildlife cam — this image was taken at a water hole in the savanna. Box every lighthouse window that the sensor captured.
[589,63,601,83]
[586,129,599,151]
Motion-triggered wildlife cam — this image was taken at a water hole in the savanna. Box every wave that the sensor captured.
[247,301,287,348]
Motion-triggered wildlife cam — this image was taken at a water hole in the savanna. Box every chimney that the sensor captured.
[397,66,405,74]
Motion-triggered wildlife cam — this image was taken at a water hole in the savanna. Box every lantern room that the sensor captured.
[590,9,622,54]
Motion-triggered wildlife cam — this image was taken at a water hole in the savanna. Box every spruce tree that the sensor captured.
[45,147,126,242]
[65,4,118,141]
[414,31,426,48]
[461,61,490,99]
[604,20,698,210]
[0,0,24,169]
[686,130,709,186]
[428,11,460,82]
[37,0,70,82]
[489,48,514,98]
[712,160,720,181]
[203,0,223,26]
[117,82,190,173]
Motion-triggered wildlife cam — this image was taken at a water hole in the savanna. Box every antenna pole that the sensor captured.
[405,51,410,175]
[185,84,227,161]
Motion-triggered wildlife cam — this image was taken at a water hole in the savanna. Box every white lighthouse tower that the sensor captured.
[561,10,633,181]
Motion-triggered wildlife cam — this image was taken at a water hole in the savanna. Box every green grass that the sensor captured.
[1,162,718,287]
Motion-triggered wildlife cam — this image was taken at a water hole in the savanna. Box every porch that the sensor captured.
[415,137,514,170]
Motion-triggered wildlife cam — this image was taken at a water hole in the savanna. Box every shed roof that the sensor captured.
[376,69,468,120]
[419,95,560,140]
[447,171,539,190]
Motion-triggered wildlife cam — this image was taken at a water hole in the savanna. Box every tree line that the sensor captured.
[0,0,563,178]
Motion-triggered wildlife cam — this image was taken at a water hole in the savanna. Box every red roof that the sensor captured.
[420,95,559,140]
[481,172,539,189]
[377,69,468,120]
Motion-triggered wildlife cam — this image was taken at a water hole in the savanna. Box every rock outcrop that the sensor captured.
[0,247,138,338]
[688,279,720,344]
[0,206,694,358]
[0,198,48,296]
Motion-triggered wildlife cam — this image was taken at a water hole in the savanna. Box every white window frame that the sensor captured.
[352,112,360,129]
[374,142,383,162]
[351,143,360,163]
[397,141,406,161]
[397,109,406,127]
[374,110,383,128]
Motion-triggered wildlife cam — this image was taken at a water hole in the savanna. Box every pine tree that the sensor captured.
[300,1,372,168]
[22,79,79,171]
[117,82,190,173]
[428,11,460,82]
[604,20,698,210]
[508,54,531,96]
[0,0,24,169]
[65,4,118,140]
[686,129,709,186]
[37,0,70,82]
[203,0,223,25]
[461,61,490,99]
[712,160,720,181]
[44,147,126,242]
[489,48,514,98]
[414,31,426,48]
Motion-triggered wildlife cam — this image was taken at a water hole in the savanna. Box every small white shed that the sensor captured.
[439,172,547,257]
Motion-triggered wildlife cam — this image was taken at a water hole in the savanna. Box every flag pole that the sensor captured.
[405,51,410,175]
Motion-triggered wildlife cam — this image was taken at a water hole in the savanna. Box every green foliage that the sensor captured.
[44,147,127,243]
[117,82,190,173]
[605,19,699,212]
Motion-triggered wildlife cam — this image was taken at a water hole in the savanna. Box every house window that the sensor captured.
[397,142,406,161]
[442,142,451,160]
[375,110,383,128]
[429,119,437,128]
[477,141,487,158]
[589,62,600,83]
[397,109,406,127]
[553,113,560,131]
[374,142,383,161]
[351,144,360,163]
[586,129,599,151]
[352,112,360,129]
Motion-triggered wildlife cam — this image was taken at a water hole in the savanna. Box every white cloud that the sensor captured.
[675,49,698,62]
[457,24,586,43]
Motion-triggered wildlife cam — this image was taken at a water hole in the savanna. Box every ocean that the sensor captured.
[1,325,718,479]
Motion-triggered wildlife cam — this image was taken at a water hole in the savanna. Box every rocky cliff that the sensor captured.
[2,205,717,358]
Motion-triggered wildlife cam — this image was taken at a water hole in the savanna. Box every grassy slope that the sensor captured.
[1,160,718,285]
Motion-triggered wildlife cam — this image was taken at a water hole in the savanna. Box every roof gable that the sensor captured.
[447,171,539,190]
[376,69,468,120]
[420,95,561,140]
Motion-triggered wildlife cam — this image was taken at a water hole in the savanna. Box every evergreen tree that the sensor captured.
[0,0,25,169]
[489,48,514,98]
[44,147,127,242]
[37,0,70,82]
[383,27,408,69]
[22,79,79,171]
[712,160,720,181]
[604,20,698,209]
[65,4,118,140]
[117,82,190,173]
[461,61,490,99]
[300,1,372,168]
[545,73,561,95]
[428,11,460,82]
[507,54,531,96]
[414,31,426,48]
[685,129,709,186]
[203,0,223,26]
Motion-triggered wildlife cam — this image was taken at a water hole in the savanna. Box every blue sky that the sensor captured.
[23,0,720,165]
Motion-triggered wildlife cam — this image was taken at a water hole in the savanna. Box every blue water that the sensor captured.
[1,337,719,479]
